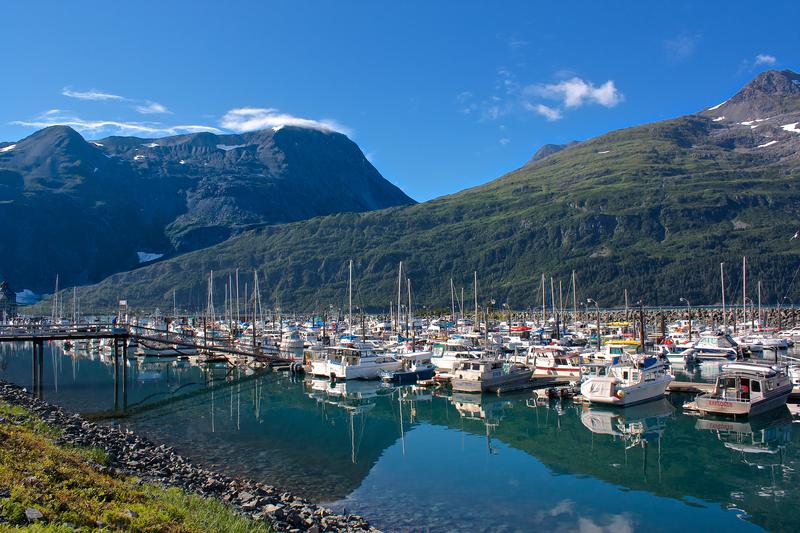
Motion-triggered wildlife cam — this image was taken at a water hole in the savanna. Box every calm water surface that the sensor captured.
[1,342,799,532]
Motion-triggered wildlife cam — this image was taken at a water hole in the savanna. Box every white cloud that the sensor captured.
[533,78,623,109]
[528,103,563,121]
[755,53,777,66]
[461,70,623,124]
[62,87,125,101]
[499,137,511,145]
[220,107,351,135]
[13,111,222,137]
[135,101,171,114]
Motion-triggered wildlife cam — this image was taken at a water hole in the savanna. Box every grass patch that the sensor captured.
[0,400,269,532]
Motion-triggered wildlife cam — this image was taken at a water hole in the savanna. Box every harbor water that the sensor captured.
[1,342,799,532]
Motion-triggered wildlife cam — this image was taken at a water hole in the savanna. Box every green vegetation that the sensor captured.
[0,401,269,532]
[64,113,800,313]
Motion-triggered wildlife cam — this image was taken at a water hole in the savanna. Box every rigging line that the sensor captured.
[781,261,800,301]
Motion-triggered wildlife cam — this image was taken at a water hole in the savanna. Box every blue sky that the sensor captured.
[1,1,797,201]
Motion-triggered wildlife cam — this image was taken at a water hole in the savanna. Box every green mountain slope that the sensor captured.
[63,70,800,311]
[0,125,413,295]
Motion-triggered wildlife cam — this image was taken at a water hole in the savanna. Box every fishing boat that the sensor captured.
[451,359,533,393]
[379,351,436,383]
[580,355,673,406]
[689,362,792,417]
[312,343,402,380]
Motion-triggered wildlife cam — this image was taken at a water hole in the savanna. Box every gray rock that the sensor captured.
[25,508,44,522]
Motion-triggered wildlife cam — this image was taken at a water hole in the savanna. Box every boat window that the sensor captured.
[751,380,761,393]
[623,371,629,380]
[632,371,639,381]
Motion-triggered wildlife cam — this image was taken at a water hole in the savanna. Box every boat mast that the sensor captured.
[450,278,456,321]
[757,279,762,330]
[720,262,727,333]
[397,261,403,334]
[349,259,353,332]
[235,269,240,325]
[407,279,413,343]
[474,271,478,331]
[571,270,577,324]
[541,273,546,326]
[52,274,59,322]
[742,256,747,331]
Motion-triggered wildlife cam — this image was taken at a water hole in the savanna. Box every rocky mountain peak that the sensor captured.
[703,69,800,122]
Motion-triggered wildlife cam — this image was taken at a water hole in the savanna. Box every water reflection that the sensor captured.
[2,343,800,531]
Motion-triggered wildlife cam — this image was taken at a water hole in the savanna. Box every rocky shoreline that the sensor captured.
[0,381,378,532]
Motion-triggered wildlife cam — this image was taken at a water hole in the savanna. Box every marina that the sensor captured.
[1,313,799,531]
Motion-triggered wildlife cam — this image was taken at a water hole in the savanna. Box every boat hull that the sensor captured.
[452,369,533,393]
[381,367,435,384]
[695,384,792,416]
[580,376,673,407]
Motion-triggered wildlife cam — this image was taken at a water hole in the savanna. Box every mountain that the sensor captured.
[0,125,413,294]
[52,70,800,311]
[526,141,579,164]
[701,69,800,122]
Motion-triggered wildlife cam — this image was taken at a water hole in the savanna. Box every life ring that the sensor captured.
[616,389,625,399]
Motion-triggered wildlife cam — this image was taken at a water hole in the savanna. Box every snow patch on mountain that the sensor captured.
[707,100,728,111]
[217,144,248,151]
[782,122,800,133]
[712,116,725,122]
[757,140,778,148]
[137,252,164,263]
[0,144,16,153]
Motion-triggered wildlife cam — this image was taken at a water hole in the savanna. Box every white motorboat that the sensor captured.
[311,343,402,380]
[692,334,741,359]
[512,345,582,379]
[580,355,673,406]
[451,359,533,393]
[431,337,483,372]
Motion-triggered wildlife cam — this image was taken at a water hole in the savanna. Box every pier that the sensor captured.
[0,323,298,411]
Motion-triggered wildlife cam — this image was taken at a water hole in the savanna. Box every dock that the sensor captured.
[666,381,714,394]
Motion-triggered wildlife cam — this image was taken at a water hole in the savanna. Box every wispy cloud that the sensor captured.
[499,137,511,145]
[62,87,125,101]
[459,69,623,124]
[135,101,171,114]
[663,33,700,63]
[532,78,623,109]
[739,53,779,74]
[528,103,563,121]
[220,107,351,135]
[755,53,777,66]
[13,111,221,137]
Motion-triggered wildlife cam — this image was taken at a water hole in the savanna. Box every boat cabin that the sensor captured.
[711,364,789,403]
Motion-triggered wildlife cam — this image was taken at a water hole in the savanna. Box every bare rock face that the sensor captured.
[701,69,800,122]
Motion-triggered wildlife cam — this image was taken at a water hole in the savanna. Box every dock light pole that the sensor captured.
[679,297,692,342]
[587,299,600,351]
